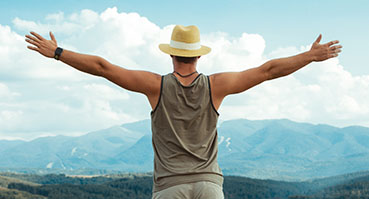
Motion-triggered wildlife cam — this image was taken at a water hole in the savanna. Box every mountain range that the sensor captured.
[1,118,369,180]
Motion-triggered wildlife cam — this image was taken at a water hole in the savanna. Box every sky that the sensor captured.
[0,0,368,140]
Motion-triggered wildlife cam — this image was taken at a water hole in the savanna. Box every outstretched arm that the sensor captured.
[210,34,342,109]
[25,31,161,108]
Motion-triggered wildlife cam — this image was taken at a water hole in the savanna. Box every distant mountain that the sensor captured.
[217,119,369,180]
[1,118,369,180]
[0,120,151,171]
[115,135,153,167]
[0,140,25,152]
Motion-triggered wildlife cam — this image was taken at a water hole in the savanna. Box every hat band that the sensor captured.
[170,40,201,50]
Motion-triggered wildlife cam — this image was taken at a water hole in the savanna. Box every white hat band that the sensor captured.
[170,40,201,50]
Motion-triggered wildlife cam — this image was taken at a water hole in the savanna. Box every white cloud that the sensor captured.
[219,56,369,127]
[200,32,266,72]
[0,83,23,132]
[0,82,135,133]
[0,7,368,140]
[82,83,129,100]
[0,83,19,98]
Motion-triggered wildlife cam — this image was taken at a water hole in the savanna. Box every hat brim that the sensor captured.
[159,44,211,57]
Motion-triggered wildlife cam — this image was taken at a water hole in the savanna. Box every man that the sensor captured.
[25,25,342,198]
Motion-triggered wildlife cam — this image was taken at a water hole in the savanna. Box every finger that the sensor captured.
[315,34,322,44]
[329,45,342,51]
[27,45,39,52]
[25,35,40,42]
[49,31,57,43]
[330,46,343,54]
[30,31,45,41]
[325,40,339,47]
[329,53,338,58]
[25,38,40,47]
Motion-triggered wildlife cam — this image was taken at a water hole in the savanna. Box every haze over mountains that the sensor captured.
[1,119,369,180]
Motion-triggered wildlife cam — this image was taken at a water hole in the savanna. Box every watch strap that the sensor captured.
[54,47,63,60]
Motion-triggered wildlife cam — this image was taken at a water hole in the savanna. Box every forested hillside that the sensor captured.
[1,172,369,199]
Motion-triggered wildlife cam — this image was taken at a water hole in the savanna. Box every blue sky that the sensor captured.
[0,0,368,140]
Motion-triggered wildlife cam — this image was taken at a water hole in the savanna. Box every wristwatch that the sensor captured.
[54,47,63,60]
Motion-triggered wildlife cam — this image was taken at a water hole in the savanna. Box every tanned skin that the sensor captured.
[25,32,342,111]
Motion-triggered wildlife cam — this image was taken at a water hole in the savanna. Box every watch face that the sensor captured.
[54,47,63,60]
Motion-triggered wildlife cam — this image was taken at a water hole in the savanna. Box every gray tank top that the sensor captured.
[151,73,223,192]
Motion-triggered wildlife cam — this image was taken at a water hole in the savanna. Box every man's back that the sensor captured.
[151,73,223,192]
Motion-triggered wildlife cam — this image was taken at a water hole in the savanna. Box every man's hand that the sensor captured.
[25,31,58,58]
[309,34,342,62]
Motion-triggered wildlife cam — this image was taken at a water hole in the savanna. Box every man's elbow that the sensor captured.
[95,56,109,77]
[260,60,275,81]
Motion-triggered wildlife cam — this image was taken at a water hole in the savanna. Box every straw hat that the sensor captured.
[159,25,211,57]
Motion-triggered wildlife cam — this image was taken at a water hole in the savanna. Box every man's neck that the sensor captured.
[173,63,197,75]
[172,63,199,86]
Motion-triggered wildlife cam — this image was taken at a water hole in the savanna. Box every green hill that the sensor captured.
[0,175,39,188]
[2,172,369,199]
[0,176,45,199]
[298,173,369,198]
[0,187,46,199]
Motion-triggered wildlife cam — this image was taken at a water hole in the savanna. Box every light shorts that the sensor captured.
[152,181,224,199]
